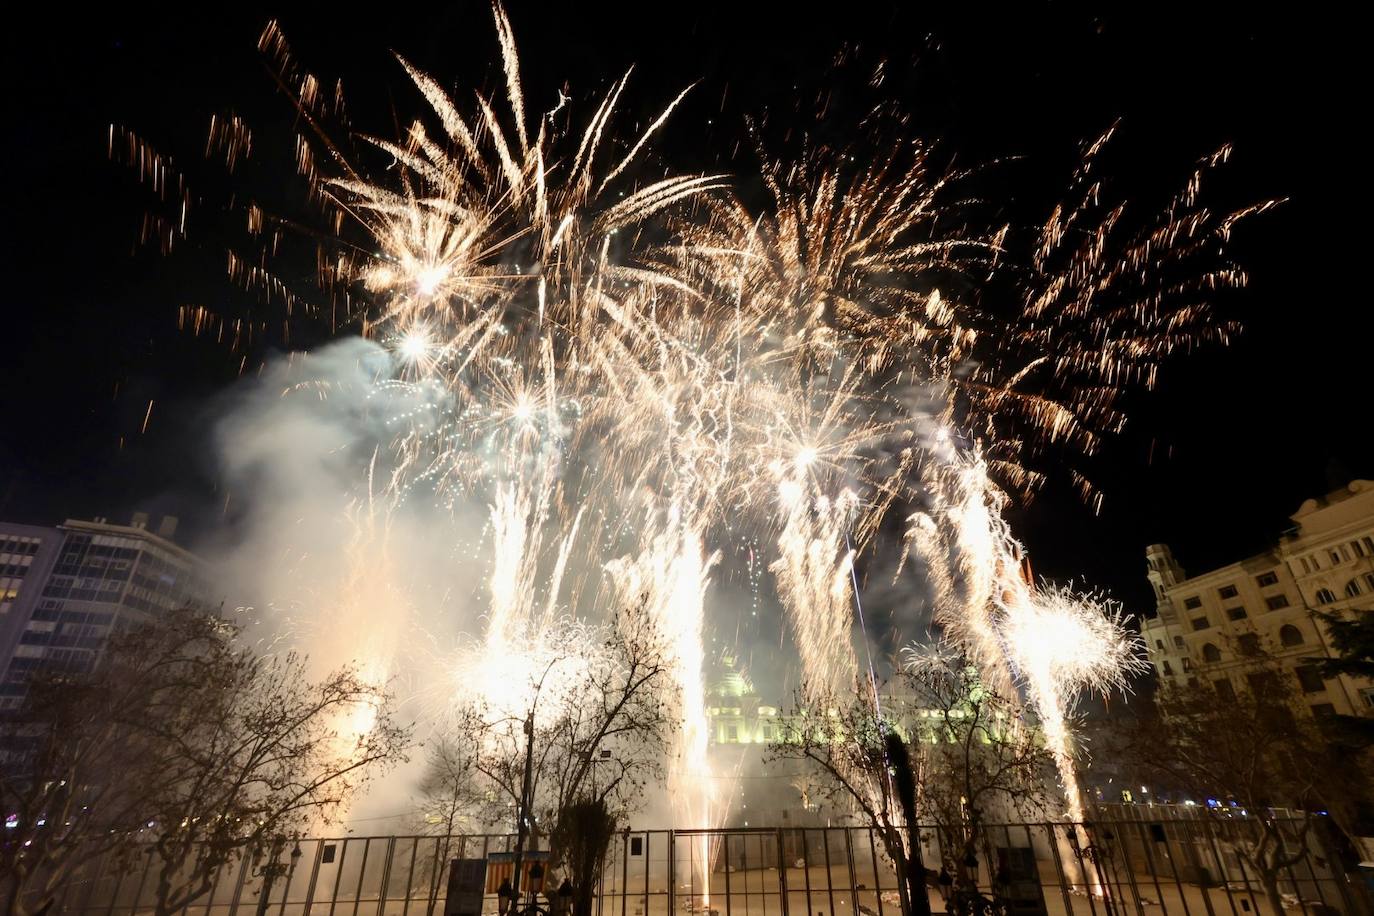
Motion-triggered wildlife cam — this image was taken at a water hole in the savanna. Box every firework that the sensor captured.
[1000,584,1145,817]
[123,2,1267,834]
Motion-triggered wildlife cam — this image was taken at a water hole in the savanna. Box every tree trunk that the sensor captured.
[5,875,31,916]
[155,868,186,916]
[428,834,453,916]
[882,827,932,916]
[956,828,980,893]
[1246,819,1294,916]
[573,883,596,916]
[878,830,912,916]
[904,848,932,916]
[1259,870,1285,916]
[155,868,215,916]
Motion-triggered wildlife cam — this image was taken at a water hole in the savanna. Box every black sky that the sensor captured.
[0,1,1367,619]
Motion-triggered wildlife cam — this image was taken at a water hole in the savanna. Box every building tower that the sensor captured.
[1145,543,1186,625]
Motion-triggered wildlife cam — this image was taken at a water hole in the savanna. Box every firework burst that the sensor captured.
[118,3,1269,831]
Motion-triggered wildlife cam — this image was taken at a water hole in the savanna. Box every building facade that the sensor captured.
[705,653,781,745]
[0,513,213,710]
[1143,479,1374,717]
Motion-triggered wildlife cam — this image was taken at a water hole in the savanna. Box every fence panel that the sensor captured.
[28,817,1372,916]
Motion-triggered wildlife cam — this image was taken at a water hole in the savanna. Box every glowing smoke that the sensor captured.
[133,2,1268,832]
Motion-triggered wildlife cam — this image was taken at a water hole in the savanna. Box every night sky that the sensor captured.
[1,2,1366,621]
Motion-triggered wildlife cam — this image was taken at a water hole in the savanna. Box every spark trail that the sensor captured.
[120,3,1270,834]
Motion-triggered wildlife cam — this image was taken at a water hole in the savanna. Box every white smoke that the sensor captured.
[207,338,487,829]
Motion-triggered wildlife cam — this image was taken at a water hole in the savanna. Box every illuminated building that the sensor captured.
[0,512,213,710]
[0,523,57,627]
[1144,479,1374,717]
[705,652,780,745]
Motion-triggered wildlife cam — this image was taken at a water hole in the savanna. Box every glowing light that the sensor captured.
[161,1,1260,833]
[1000,583,1145,823]
[398,328,431,362]
[415,264,450,296]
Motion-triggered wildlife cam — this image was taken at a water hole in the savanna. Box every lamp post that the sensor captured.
[253,838,300,916]
[511,708,537,906]
[529,861,545,906]
[557,877,573,916]
[588,747,612,798]
[513,659,562,912]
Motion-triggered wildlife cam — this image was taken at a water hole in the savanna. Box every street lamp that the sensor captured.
[513,659,561,910]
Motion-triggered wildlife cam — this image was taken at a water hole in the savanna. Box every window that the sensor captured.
[1161,661,1174,676]
[1214,679,1237,701]
[1364,537,1374,554]
[1279,625,1304,647]
[1256,572,1279,587]
[1347,579,1363,598]
[1237,633,1261,656]
[1310,703,1337,719]
[1227,606,1248,621]
[1360,688,1374,709]
[1367,573,1374,592]
[1330,551,1342,566]
[1265,594,1291,611]
[1182,658,1193,672]
[1219,585,1239,600]
[1192,616,1211,631]
[1184,596,1203,610]
[1356,541,1368,558]
[1202,643,1222,662]
[1173,635,1185,649]
[1296,665,1326,694]
[1316,589,1336,605]
[1155,639,1164,650]
[727,725,738,742]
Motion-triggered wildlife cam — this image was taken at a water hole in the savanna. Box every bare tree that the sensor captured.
[1113,643,1355,916]
[901,652,1058,895]
[141,648,410,916]
[0,609,229,916]
[415,734,485,916]
[770,656,1061,915]
[0,608,411,916]
[418,734,483,834]
[549,798,618,916]
[769,682,933,916]
[444,614,675,869]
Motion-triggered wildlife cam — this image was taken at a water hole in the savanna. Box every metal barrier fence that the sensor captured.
[36,816,1373,916]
